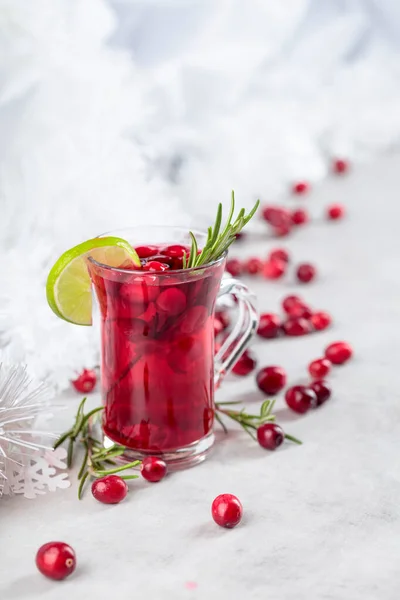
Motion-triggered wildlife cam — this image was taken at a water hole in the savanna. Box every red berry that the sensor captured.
[257,423,285,450]
[143,261,170,272]
[232,350,257,376]
[310,311,332,331]
[263,259,286,280]
[333,158,349,174]
[296,263,316,283]
[282,295,303,313]
[135,245,159,259]
[262,206,291,227]
[282,317,312,336]
[325,341,353,365]
[327,204,345,220]
[141,456,167,482]
[226,258,242,277]
[268,248,289,263]
[36,542,76,581]
[310,380,332,405]
[245,257,264,275]
[71,369,97,393]
[273,224,292,237]
[211,494,243,528]
[308,358,331,379]
[215,310,230,330]
[213,317,224,337]
[292,181,310,195]
[285,385,317,414]
[156,287,187,315]
[256,366,287,396]
[161,244,188,258]
[291,208,309,225]
[91,475,128,504]
[257,313,281,339]
[286,303,312,319]
[235,232,245,241]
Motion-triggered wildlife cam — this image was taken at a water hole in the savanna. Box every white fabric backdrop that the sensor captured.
[1,0,400,384]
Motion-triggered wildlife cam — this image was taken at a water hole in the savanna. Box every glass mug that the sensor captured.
[88,226,258,468]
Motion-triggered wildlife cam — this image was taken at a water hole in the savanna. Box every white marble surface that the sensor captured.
[2,154,400,599]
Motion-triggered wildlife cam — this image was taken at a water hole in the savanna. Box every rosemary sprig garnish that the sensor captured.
[215,399,302,445]
[54,397,140,499]
[189,191,260,268]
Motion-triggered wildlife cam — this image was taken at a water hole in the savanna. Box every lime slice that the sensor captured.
[46,237,140,325]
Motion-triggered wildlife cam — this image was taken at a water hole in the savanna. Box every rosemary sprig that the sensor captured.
[190,192,260,268]
[215,399,302,445]
[54,398,141,499]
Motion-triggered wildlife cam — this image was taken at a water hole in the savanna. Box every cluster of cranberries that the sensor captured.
[226,248,317,285]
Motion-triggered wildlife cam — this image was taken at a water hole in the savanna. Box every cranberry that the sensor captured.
[292,181,310,195]
[273,224,292,237]
[214,317,224,337]
[333,158,349,174]
[308,358,331,379]
[325,341,353,365]
[36,542,76,581]
[268,248,289,263]
[226,258,242,276]
[310,380,332,405]
[285,386,317,414]
[286,303,312,319]
[245,257,264,275]
[262,206,291,227]
[256,366,286,396]
[135,245,158,259]
[282,317,312,336]
[235,232,245,241]
[296,263,316,283]
[71,369,96,393]
[257,313,281,339]
[232,350,257,376]
[291,208,309,225]
[215,310,230,330]
[211,494,243,528]
[143,261,170,272]
[141,456,167,482]
[311,311,332,331]
[161,244,188,258]
[257,423,285,450]
[327,204,345,220]
[156,287,187,315]
[91,475,128,504]
[282,295,302,313]
[263,259,286,280]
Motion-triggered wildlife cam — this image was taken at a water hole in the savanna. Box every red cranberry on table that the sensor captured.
[292,181,310,195]
[291,208,309,225]
[232,350,257,376]
[282,295,303,314]
[36,542,76,581]
[296,263,316,283]
[211,494,243,528]
[262,206,291,227]
[332,158,349,174]
[91,475,128,504]
[141,456,167,482]
[256,366,287,395]
[327,204,345,220]
[71,369,97,393]
[308,358,331,379]
[263,259,286,280]
[257,423,285,450]
[143,261,170,272]
[325,341,353,365]
[311,311,332,331]
[257,313,281,339]
[282,317,312,336]
[285,386,317,414]
[225,258,242,277]
[286,303,312,319]
[268,248,290,263]
[310,380,332,405]
[273,224,292,237]
[245,257,264,275]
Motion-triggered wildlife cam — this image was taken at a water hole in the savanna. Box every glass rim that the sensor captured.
[87,225,228,275]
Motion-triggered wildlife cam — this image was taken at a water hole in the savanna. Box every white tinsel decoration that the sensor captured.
[0,362,69,498]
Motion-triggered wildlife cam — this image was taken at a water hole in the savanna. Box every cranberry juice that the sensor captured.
[90,244,226,453]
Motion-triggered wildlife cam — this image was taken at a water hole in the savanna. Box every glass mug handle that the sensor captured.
[214,277,259,387]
